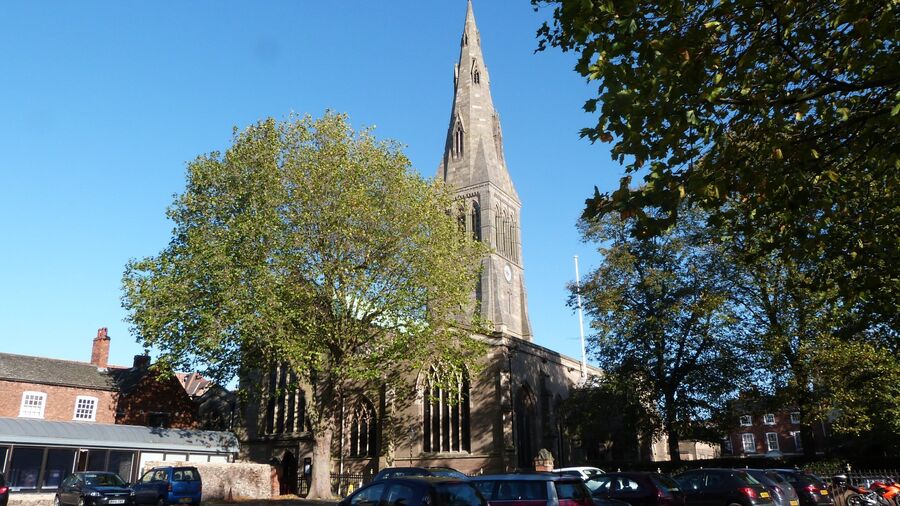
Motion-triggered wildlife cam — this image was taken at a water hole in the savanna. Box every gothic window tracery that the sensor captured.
[472,60,481,85]
[349,397,377,458]
[422,365,471,453]
[264,363,306,435]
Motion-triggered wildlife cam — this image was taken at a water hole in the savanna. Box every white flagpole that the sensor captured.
[574,255,587,382]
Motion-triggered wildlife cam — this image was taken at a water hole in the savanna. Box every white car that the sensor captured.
[553,466,604,480]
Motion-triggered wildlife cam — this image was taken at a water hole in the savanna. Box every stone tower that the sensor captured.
[437,0,532,341]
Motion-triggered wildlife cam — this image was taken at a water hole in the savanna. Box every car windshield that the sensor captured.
[84,474,126,487]
[435,483,485,506]
[585,475,611,494]
[651,475,681,493]
[735,472,762,486]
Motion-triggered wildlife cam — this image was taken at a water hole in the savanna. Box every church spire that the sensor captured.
[437,1,532,341]
[438,0,518,201]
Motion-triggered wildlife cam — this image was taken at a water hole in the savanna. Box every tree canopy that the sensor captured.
[572,207,751,462]
[534,0,900,324]
[122,113,486,498]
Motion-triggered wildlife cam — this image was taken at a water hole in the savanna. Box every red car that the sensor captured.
[469,473,594,506]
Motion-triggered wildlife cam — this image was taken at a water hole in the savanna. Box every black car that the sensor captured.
[339,476,485,506]
[741,470,799,506]
[374,467,468,481]
[1,472,9,506]
[765,470,833,506]
[675,469,775,506]
[586,472,686,506]
[55,472,132,506]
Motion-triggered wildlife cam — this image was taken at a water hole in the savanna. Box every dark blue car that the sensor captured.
[131,467,201,506]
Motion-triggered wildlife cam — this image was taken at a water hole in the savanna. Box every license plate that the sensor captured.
[821,490,829,496]
[790,500,799,506]
[109,500,126,505]
[761,492,771,498]
[179,498,193,503]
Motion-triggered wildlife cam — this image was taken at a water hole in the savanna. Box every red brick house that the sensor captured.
[723,405,829,456]
[0,328,199,429]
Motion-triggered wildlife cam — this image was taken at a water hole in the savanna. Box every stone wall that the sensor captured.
[143,461,274,500]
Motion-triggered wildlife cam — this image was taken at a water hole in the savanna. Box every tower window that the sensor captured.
[453,124,464,159]
[471,60,481,85]
[470,201,481,241]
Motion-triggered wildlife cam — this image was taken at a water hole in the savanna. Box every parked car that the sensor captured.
[741,470,799,506]
[0,473,8,506]
[338,476,485,506]
[54,472,133,506]
[586,472,686,506]
[469,473,594,506]
[674,468,775,506]
[374,467,468,481]
[131,466,202,506]
[765,470,833,506]
[555,468,605,481]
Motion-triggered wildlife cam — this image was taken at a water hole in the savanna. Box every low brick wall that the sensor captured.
[143,461,275,500]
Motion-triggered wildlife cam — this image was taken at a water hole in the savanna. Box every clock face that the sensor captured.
[503,264,512,282]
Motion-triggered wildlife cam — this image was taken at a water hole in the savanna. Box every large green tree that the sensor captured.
[534,0,900,325]
[574,208,751,462]
[122,113,486,498]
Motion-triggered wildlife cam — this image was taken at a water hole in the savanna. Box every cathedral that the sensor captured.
[238,1,597,485]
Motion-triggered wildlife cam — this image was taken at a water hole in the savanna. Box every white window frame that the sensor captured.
[73,395,98,421]
[742,433,756,453]
[763,413,776,425]
[19,391,47,418]
[791,411,801,424]
[766,432,780,451]
[739,414,752,426]
[791,431,803,451]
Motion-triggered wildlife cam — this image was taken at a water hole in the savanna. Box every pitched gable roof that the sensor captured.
[0,352,118,391]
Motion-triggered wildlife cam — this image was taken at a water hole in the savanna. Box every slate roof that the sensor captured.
[0,352,118,391]
[0,416,238,453]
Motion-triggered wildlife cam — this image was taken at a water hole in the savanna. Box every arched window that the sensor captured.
[453,124,464,159]
[264,364,305,435]
[423,366,471,453]
[457,201,467,234]
[470,201,481,241]
[471,60,481,85]
[495,206,501,249]
[501,211,509,258]
[349,397,377,458]
[515,382,537,469]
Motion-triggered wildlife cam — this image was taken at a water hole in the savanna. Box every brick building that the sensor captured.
[0,328,237,493]
[0,328,198,429]
[723,407,829,456]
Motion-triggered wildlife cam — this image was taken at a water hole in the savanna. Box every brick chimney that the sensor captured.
[133,354,150,369]
[91,327,111,369]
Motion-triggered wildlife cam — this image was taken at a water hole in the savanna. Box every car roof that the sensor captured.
[380,476,470,485]
[471,473,582,482]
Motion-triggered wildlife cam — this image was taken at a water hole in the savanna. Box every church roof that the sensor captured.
[437,0,519,202]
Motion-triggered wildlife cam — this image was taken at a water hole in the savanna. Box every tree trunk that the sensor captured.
[306,426,335,499]
[664,392,681,463]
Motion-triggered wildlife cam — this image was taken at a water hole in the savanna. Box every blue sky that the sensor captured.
[0,1,620,371]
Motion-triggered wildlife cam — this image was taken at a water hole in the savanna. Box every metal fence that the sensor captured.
[824,470,900,506]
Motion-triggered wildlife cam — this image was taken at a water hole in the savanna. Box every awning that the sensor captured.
[0,417,238,453]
